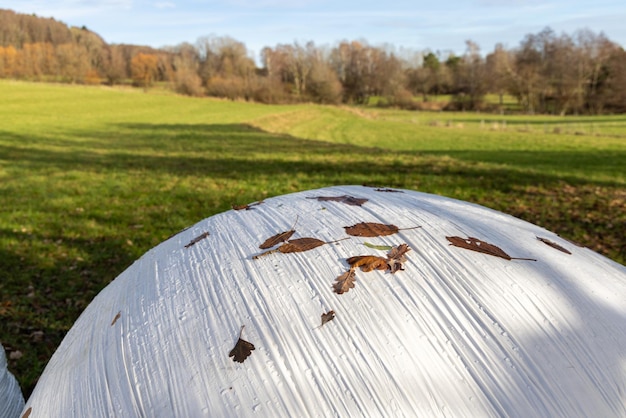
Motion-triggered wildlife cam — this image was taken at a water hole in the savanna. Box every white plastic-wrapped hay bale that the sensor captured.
[1,344,24,418]
[21,186,626,417]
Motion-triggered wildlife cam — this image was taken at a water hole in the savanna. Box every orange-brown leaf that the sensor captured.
[259,230,296,249]
[347,255,389,272]
[333,269,356,294]
[446,236,536,261]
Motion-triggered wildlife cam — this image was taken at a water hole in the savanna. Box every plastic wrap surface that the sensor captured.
[22,186,626,417]
[1,344,25,418]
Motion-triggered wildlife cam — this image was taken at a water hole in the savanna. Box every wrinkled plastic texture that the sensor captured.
[0,344,24,418]
[23,186,626,417]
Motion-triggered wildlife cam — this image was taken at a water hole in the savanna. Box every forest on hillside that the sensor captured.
[2,8,626,114]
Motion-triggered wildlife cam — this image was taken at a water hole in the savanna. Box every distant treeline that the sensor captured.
[2,8,626,114]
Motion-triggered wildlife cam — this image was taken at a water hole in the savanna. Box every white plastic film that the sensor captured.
[22,186,626,417]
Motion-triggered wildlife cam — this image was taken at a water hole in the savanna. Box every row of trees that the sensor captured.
[1,8,626,114]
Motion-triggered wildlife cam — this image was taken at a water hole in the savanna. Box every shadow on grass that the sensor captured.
[1,121,624,398]
[1,123,624,188]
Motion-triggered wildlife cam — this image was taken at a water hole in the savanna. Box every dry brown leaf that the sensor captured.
[374,188,403,193]
[347,255,389,272]
[333,269,356,294]
[229,325,255,363]
[232,201,264,211]
[345,222,398,237]
[278,237,327,253]
[387,243,411,260]
[184,231,210,248]
[537,236,572,255]
[111,311,121,326]
[21,407,32,418]
[259,217,299,249]
[259,230,296,249]
[320,310,336,327]
[387,243,411,273]
[307,195,368,206]
[446,236,536,261]
[344,222,421,237]
[254,237,349,259]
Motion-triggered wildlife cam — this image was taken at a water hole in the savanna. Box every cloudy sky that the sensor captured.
[2,0,625,59]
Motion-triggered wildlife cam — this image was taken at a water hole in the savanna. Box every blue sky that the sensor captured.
[2,0,625,60]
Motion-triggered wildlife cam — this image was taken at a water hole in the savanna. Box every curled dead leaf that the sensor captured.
[334,244,412,294]
[347,255,388,272]
[387,243,411,273]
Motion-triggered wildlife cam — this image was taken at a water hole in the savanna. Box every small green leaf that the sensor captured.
[363,242,393,251]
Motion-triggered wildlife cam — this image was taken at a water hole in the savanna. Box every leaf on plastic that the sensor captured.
[387,243,411,273]
[374,188,403,193]
[536,236,572,255]
[446,236,536,261]
[184,231,210,248]
[387,243,411,260]
[347,255,389,272]
[279,237,327,253]
[363,242,393,251]
[307,195,368,206]
[232,201,264,211]
[259,217,298,249]
[229,325,255,363]
[334,244,412,294]
[254,237,349,259]
[320,310,336,327]
[333,269,356,294]
[21,407,32,418]
[111,311,121,326]
[259,230,296,249]
[344,222,421,237]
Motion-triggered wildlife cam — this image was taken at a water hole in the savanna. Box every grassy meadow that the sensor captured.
[1,80,625,396]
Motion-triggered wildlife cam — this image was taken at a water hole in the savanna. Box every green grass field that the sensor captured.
[1,80,625,396]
